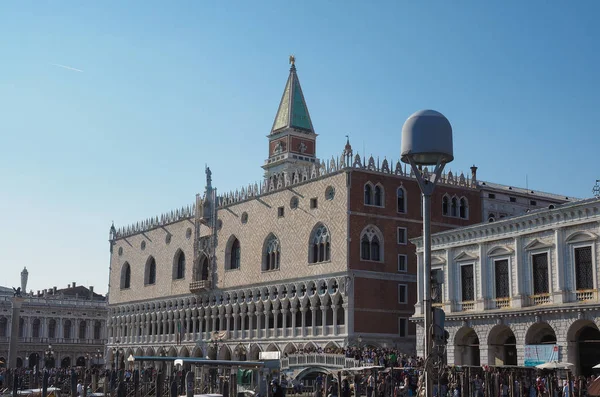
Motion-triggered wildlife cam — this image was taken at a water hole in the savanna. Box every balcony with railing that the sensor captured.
[529,294,551,306]
[189,280,211,294]
[576,289,597,302]
[493,297,511,309]
[458,301,475,312]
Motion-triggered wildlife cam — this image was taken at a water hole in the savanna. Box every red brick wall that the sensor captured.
[347,169,482,335]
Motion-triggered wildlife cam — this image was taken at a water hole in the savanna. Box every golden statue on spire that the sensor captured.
[289,55,295,65]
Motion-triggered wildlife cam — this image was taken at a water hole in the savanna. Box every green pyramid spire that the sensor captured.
[271,59,315,134]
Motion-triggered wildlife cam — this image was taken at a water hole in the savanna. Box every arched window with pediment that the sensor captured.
[225,236,241,270]
[310,224,331,263]
[364,183,373,205]
[120,262,131,289]
[173,250,185,279]
[145,257,156,285]
[397,186,407,213]
[360,225,383,262]
[442,195,449,216]
[263,234,281,271]
[459,197,469,219]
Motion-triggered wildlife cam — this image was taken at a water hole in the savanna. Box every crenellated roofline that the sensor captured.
[112,152,476,240]
[218,152,476,208]
[112,204,195,240]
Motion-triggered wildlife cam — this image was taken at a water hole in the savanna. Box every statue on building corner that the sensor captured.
[205,166,212,189]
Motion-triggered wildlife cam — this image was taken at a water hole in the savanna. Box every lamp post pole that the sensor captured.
[401,109,454,397]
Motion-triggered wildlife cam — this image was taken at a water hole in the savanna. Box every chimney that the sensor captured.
[53,286,57,295]
[470,165,478,182]
[72,282,76,288]
[89,286,94,300]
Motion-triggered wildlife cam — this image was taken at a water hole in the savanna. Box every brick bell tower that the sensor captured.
[263,56,318,179]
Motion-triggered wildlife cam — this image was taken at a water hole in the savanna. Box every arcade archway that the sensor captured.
[454,327,480,365]
[525,322,557,345]
[567,320,600,376]
[61,356,71,368]
[488,325,517,366]
[28,353,40,369]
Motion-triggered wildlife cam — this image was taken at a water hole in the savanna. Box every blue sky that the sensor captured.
[1,1,599,294]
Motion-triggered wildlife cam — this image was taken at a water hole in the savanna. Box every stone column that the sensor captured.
[263,310,269,338]
[332,305,338,336]
[310,305,317,336]
[233,313,239,339]
[300,307,307,337]
[8,297,24,368]
[444,248,455,313]
[168,311,174,342]
[192,311,197,340]
[321,306,327,336]
[273,309,280,337]
[255,310,262,339]
[196,313,203,341]
[554,228,567,304]
[342,303,349,335]
[239,312,246,339]
[223,309,229,332]
[513,236,525,308]
[281,308,288,338]
[290,309,297,338]
[476,244,487,311]
[248,310,254,338]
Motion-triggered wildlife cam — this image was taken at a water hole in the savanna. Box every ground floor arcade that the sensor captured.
[415,307,600,376]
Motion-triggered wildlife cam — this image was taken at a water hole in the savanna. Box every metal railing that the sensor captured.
[280,353,358,370]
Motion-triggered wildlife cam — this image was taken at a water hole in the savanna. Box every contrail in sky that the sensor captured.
[51,63,84,73]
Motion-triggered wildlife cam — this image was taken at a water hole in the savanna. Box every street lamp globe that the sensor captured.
[401,110,453,166]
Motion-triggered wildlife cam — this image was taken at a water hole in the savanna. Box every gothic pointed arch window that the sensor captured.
[173,250,185,280]
[145,257,157,285]
[263,234,281,271]
[195,255,210,281]
[120,262,131,289]
[225,236,241,270]
[310,224,331,263]
[459,197,469,219]
[442,195,449,216]
[360,225,383,262]
[364,183,373,205]
[374,184,384,206]
[451,197,458,217]
[397,186,407,213]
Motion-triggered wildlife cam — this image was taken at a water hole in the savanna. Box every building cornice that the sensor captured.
[411,198,600,251]
[411,301,600,322]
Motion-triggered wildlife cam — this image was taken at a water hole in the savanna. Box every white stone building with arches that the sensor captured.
[411,197,600,375]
